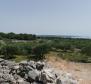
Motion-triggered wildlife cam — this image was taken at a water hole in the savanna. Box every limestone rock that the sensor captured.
[0,58,78,84]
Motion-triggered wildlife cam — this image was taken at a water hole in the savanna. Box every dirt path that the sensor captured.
[46,55,91,84]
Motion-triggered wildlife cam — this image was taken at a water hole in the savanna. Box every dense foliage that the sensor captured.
[0,33,91,62]
[0,32,36,40]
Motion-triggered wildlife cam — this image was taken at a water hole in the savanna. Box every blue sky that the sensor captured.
[0,0,91,36]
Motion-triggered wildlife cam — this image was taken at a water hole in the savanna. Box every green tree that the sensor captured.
[7,32,15,39]
[1,45,17,59]
[81,46,91,56]
[32,44,49,61]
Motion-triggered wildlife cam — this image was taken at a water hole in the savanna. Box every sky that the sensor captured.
[0,0,91,37]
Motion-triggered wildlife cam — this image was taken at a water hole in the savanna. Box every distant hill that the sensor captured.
[37,35,91,39]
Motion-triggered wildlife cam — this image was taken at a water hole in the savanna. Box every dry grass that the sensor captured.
[46,52,91,84]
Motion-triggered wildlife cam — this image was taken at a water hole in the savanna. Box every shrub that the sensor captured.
[1,45,17,59]
[32,44,49,61]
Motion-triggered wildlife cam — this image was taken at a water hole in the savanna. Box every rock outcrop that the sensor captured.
[0,58,78,84]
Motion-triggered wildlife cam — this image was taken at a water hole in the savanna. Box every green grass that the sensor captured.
[12,55,28,62]
[58,52,89,63]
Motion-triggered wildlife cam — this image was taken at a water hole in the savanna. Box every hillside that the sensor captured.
[46,52,91,84]
[0,33,91,84]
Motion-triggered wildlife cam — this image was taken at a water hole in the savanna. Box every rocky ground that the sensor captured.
[0,58,78,84]
[47,55,91,84]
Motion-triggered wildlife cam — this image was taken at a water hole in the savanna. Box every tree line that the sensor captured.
[0,32,36,40]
